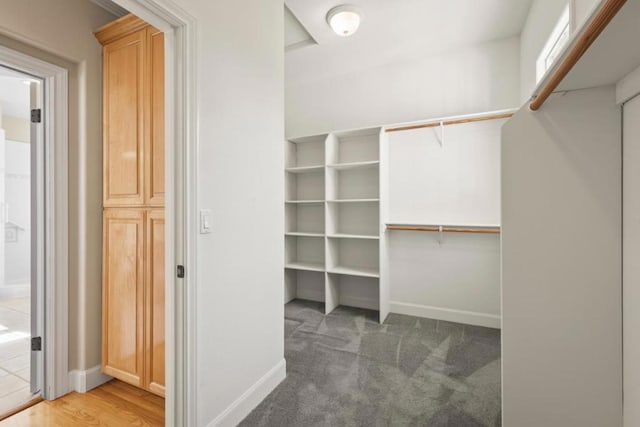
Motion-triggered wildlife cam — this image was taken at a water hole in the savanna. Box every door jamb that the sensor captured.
[110,1,198,425]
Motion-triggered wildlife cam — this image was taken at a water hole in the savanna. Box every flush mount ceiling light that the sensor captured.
[327,5,362,37]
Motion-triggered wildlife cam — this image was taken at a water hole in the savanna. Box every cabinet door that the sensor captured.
[102,208,145,387]
[103,30,146,206]
[145,209,165,396]
[146,28,165,206]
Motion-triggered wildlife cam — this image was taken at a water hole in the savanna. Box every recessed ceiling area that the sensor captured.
[285,6,317,52]
[285,0,534,84]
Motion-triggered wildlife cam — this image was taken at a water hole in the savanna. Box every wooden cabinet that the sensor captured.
[101,209,165,395]
[102,208,145,387]
[146,28,165,207]
[102,28,146,206]
[98,15,165,208]
[145,209,165,395]
[97,14,165,397]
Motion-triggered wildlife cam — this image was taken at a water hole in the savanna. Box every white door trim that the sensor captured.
[0,45,69,399]
[111,2,198,425]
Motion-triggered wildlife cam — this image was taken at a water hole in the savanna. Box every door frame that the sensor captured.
[111,1,197,425]
[0,45,69,399]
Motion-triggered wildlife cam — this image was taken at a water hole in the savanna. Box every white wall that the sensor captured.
[388,232,500,327]
[388,121,502,225]
[168,0,286,425]
[622,84,640,427]
[386,119,503,328]
[0,0,116,371]
[502,86,622,426]
[286,37,520,137]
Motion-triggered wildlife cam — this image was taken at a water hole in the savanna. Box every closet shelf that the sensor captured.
[328,266,380,278]
[327,161,379,170]
[285,232,324,237]
[285,261,325,273]
[285,200,325,205]
[328,233,379,240]
[285,165,324,174]
[327,198,379,203]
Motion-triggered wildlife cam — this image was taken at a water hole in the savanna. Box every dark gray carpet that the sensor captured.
[240,300,501,426]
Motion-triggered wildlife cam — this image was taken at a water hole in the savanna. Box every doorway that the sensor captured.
[0,65,43,417]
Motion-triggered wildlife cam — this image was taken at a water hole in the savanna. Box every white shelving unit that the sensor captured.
[284,128,389,322]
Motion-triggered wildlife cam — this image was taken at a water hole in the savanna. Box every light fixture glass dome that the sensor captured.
[327,5,362,37]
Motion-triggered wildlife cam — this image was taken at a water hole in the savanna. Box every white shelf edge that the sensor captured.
[327,266,380,278]
[327,234,379,240]
[287,134,329,144]
[285,232,325,237]
[285,200,325,204]
[285,165,324,174]
[326,160,379,170]
[326,199,379,203]
[285,262,325,273]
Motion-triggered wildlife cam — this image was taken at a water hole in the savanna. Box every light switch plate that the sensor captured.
[200,209,212,234]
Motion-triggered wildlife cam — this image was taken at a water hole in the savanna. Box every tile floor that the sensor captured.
[0,297,33,416]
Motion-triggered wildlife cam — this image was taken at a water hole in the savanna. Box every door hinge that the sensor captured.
[177,265,185,278]
[31,109,42,123]
[31,336,42,351]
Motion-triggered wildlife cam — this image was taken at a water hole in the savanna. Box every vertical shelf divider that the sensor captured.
[379,128,390,323]
[325,133,339,314]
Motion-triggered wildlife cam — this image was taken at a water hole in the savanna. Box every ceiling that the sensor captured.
[0,68,31,119]
[285,6,317,51]
[89,0,534,87]
[89,0,127,17]
[285,0,534,85]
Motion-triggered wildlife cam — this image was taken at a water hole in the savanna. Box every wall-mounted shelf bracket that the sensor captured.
[431,121,445,148]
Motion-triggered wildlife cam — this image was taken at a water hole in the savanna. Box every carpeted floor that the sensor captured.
[241,299,501,426]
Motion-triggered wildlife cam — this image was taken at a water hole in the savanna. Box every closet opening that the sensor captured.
[261,107,508,425]
[88,7,173,425]
[0,64,44,420]
[90,1,196,424]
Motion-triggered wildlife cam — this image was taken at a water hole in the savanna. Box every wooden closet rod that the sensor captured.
[386,224,501,234]
[385,112,514,133]
[529,0,627,111]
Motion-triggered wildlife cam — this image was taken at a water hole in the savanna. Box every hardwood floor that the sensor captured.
[0,379,164,426]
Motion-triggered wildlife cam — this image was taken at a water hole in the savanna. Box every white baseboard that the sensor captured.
[207,358,286,427]
[390,301,501,329]
[68,365,112,393]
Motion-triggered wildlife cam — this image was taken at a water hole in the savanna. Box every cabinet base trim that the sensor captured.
[68,365,113,393]
[390,301,501,329]
[206,358,286,427]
